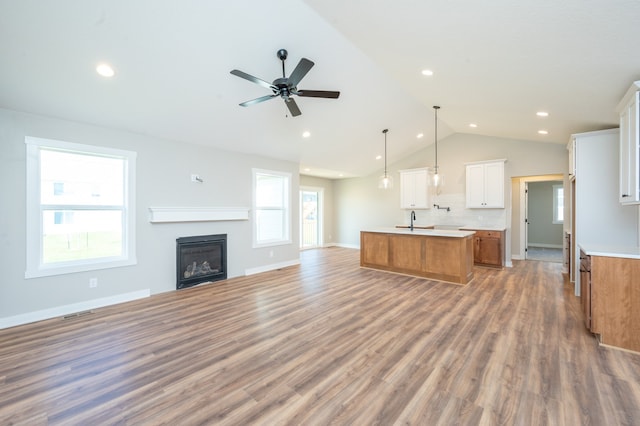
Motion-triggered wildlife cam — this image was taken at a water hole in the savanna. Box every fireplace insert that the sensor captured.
[176,234,227,289]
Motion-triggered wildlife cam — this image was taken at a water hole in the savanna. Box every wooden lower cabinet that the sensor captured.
[579,250,592,331]
[586,254,640,353]
[461,229,504,268]
[360,231,474,284]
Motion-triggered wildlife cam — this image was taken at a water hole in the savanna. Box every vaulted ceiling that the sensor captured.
[1,0,639,178]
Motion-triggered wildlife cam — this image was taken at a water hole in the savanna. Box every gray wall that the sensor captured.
[299,175,335,246]
[528,181,564,247]
[0,109,300,322]
[334,133,569,249]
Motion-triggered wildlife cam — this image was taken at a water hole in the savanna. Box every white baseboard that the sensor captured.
[331,243,360,249]
[245,259,301,276]
[528,243,563,249]
[0,289,151,330]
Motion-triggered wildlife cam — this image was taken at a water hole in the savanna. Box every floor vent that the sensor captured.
[63,310,93,320]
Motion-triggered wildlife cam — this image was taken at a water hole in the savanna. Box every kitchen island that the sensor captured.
[360,228,475,284]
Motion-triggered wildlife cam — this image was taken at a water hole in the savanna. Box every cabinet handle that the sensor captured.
[622,194,630,198]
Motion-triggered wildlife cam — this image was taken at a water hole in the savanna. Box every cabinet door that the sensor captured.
[465,164,485,208]
[477,236,501,266]
[483,162,504,208]
[579,267,591,331]
[400,169,429,209]
[619,91,640,204]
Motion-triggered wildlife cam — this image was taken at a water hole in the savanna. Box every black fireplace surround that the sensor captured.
[176,234,227,289]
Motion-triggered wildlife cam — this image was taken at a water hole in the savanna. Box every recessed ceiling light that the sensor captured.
[304,168,311,172]
[538,130,549,135]
[417,133,424,139]
[536,111,549,117]
[96,63,115,78]
[376,155,382,160]
[469,123,478,128]
[302,131,311,138]
[338,173,344,177]
[421,69,434,76]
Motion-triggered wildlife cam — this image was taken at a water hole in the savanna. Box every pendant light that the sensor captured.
[378,128,393,189]
[431,106,444,192]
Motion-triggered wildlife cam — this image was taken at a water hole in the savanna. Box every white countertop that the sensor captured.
[459,226,506,231]
[579,244,640,259]
[396,224,506,232]
[363,227,476,238]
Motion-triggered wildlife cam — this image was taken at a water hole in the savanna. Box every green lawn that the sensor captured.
[43,231,122,263]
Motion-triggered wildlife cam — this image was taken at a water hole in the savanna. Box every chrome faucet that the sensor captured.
[410,210,416,231]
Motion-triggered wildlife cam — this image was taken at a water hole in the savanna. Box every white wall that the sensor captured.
[0,109,300,325]
[334,133,569,251]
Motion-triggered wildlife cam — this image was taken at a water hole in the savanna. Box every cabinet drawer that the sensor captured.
[474,230,500,239]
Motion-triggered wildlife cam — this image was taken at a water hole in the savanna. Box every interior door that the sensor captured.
[300,189,321,249]
[524,182,529,259]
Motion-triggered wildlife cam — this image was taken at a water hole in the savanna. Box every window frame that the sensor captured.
[25,136,137,278]
[552,184,564,225]
[252,168,291,248]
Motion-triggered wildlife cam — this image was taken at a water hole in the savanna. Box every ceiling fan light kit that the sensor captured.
[230,49,340,117]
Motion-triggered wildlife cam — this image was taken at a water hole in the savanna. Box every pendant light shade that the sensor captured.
[431,106,444,192]
[378,129,393,189]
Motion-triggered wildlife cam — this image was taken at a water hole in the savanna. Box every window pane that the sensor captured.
[256,209,284,242]
[256,173,284,208]
[42,210,123,263]
[40,149,124,206]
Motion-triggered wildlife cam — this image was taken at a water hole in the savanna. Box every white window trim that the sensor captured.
[25,136,137,278]
[552,184,564,225]
[252,168,292,248]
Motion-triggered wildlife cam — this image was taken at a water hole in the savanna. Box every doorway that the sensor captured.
[525,180,564,263]
[300,187,323,249]
[525,180,564,262]
[513,174,566,265]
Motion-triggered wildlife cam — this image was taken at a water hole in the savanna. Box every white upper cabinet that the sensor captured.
[617,81,640,204]
[465,160,506,208]
[400,168,429,209]
[567,138,576,179]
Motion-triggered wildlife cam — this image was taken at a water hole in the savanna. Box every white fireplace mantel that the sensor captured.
[148,207,250,223]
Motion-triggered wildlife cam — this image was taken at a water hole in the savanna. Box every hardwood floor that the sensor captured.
[1,247,639,425]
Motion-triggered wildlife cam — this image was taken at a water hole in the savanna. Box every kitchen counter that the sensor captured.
[360,229,474,284]
[372,227,475,238]
[396,224,506,232]
[579,244,640,259]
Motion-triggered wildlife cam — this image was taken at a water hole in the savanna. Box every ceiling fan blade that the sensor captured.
[230,69,276,91]
[287,58,314,87]
[285,98,301,117]
[239,94,277,107]
[296,90,340,99]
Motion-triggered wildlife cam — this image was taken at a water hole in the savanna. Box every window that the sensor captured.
[25,136,136,278]
[253,169,291,247]
[553,184,564,224]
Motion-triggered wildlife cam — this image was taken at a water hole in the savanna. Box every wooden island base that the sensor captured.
[360,230,474,284]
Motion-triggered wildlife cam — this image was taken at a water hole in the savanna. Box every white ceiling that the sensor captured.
[1,0,639,178]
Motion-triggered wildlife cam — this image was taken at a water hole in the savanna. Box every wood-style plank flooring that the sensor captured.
[1,247,639,425]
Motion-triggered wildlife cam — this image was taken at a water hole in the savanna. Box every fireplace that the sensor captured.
[176,234,227,289]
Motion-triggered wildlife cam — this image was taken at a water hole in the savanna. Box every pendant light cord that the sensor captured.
[383,128,389,177]
[433,106,440,174]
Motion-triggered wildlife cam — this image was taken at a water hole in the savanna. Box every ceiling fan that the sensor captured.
[230,49,340,117]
